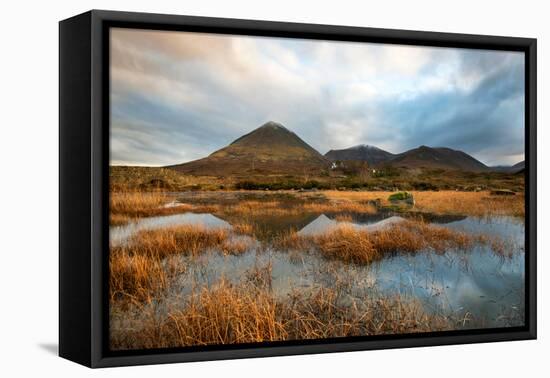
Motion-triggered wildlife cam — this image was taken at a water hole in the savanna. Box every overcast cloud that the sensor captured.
[110,28,525,167]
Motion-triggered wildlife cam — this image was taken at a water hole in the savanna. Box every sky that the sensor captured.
[110,28,525,167]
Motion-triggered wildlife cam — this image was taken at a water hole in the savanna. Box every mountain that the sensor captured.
[490,160,525,173]
[387,145,489,172]
[511,160,525,172]
[169,121,329,176]
[325,144,395,165]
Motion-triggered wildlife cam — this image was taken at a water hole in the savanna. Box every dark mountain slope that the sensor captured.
[388,145,489,172]
[170,121,329,176]
[325,145,395,165]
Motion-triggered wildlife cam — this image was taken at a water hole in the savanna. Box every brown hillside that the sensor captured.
[169,121,329,176]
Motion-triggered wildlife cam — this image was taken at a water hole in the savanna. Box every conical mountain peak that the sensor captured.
[259,121,287,130]
[171,122,329,176]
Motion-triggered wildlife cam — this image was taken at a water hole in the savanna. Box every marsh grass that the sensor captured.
[232,221,255,235]
[109,225,254,307]
[273,220,513,264]
[108,188,522,350]
[323,190,524,217]
[110,190,524,229]
[301,201,377,214]
[110,191,221,225]
[110,278,451,349]
[110,191,168,217]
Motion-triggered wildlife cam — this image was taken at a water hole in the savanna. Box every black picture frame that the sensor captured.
[59,9,537,368]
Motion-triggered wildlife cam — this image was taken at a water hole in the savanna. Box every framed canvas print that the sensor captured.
[59,10,537,368]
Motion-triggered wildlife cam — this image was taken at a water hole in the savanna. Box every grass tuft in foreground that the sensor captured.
[110,279,451,349]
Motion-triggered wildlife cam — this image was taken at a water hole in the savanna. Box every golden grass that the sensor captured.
[109,225,253,306]
[317,221,480,264]
[323,190,524,217]
[113,225,254,259]
[273,228,311,251]
[110,280,451,349]
[274,220,512,264]
[110,190,523,229]
[109,251,168,304]
[110,191,221,225]
[221,238,252,255]
[232,222,255,235]
[128,225,228,257]
[333,214,353,222]
[223,201,301,216]
[220,199,377,217]
[111,191,168,216]
[302,200,377,214]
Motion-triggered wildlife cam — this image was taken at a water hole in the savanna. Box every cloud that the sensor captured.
[110,28,525,166]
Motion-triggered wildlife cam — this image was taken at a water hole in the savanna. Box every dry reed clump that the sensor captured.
[221,237,253,255]
[110,280,451,350]
[109,250,185,306]
[127,225,230,258]
[274,219,511,264]
[273,229,310,251]
[221,199,377,217]
[110,191,222,225]
[224,201,301,216]
[109,251,167,304]
[110,191,168,217]
[333,214,353,222]
[302,201,377,214]
[232,221,255,235]
[313,221,487,264]
[110,213,133,226]
[109,225,252,306]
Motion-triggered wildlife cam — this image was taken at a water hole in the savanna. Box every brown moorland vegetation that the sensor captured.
[323,190,524,217]
[111,189,524,228]
[110,191,221,225]
[110,165,524,193]
[110,225,254,305]
[274,220,513,264]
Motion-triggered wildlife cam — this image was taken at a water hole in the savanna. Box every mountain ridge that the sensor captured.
[169,122,512,175]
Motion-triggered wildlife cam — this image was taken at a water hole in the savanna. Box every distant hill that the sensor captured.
[512,160,525,172]
[490,160,525,173]
[325,145,395,165]
[169,121,329,176]
[387,145,489,172]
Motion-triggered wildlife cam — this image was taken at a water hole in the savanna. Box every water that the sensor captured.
[110,211,525,329]
[110,212,231,246]
[299,214,406,235]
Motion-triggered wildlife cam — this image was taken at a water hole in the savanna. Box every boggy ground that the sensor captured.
[109,188,523,349]
[110,189,525,227]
